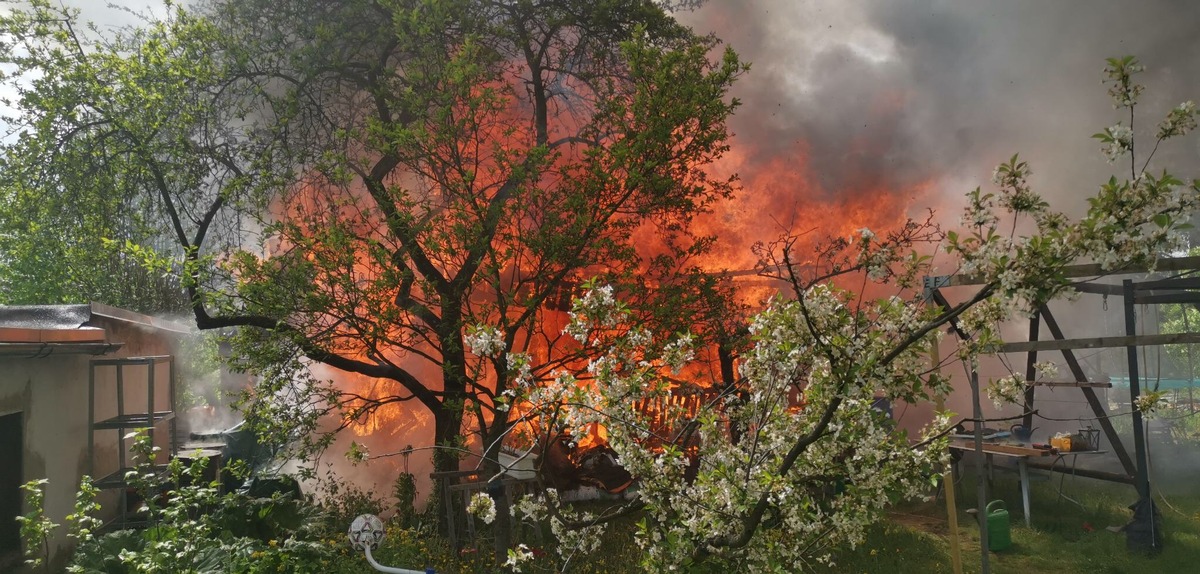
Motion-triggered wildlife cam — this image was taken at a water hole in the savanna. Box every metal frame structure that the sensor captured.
[87,355,178,527]
[925,254,1200,557]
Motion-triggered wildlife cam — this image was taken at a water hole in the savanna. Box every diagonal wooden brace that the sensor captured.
[1038,305,1136,478]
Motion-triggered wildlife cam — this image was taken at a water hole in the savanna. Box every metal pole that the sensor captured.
[970,369,990,574]
[1123,279,1152,502]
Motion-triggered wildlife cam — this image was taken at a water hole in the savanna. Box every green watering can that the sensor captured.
[986,500,1012,551]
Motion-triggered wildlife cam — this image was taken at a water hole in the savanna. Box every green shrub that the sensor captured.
[65,431,341,573]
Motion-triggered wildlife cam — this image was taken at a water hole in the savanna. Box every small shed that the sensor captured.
[0,303,192,571]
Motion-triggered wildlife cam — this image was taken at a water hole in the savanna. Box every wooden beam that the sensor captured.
[948,441,1054,457]
[1072,283,1200,305]
[997,332,1200,353]
[1135,292,1200,305]
[1137,276,1200,290]
[1028,380,1113,388]
[931,255,1200,287]
[1024,461,1134,484]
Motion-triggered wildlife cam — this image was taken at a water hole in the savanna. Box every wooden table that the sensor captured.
[949,440,1054,527]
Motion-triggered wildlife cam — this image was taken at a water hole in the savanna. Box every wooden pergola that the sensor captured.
[924,255,1200,568]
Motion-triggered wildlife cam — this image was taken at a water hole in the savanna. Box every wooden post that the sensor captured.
[932,339,963,574]
[1123,280,1153,502]
[1022,312,1039,431]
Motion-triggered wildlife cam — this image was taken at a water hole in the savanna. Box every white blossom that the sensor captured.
[1134,391,1165,418]
[1100,123,1133,163]
[986,373,1027,409]
[465,325,506,357]
[1157,100,1197,139]
[467,491,496,524]
[504,544,536,571]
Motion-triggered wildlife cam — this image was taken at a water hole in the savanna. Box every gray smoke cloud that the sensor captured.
[684,0,1200,219]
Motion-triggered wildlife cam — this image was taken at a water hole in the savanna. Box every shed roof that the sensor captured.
[0,303,191,356]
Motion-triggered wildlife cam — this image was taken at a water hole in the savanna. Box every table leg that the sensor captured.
[1019,458,1031,527]
[1056,454,1086,510]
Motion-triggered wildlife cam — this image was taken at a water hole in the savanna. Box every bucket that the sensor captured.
[986,500,1012,551]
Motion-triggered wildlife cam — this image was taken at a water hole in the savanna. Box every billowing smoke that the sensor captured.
[52,0,1200,497]
[683,0,1200,251]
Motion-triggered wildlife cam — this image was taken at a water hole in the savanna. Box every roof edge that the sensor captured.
[0,341,124,357]
[88,303,195,335]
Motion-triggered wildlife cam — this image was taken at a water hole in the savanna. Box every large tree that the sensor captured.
[0,0,743,522]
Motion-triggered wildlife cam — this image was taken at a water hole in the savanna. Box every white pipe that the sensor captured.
[362,544,433,574]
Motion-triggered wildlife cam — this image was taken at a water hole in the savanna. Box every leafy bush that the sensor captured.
[62,431,341,573]
[308,466,387,533]
[68,485,339,573]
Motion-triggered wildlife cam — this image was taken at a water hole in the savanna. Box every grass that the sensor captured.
[834,471,1200,574]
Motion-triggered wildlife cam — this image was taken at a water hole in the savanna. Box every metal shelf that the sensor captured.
[88,357,178,526]
[92,411,176,430]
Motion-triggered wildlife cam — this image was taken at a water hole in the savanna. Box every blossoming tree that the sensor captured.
[481,57,1198,572]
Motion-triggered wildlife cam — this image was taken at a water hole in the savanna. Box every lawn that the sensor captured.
[833,473,1200,574]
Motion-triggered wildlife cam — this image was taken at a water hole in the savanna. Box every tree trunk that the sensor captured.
[433,303,470,539]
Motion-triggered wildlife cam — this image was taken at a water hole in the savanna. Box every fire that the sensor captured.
[247,40,937,487]
[693,139,933,276]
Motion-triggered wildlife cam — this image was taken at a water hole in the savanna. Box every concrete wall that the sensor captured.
[0,354,93,571]
[0,312,185,571]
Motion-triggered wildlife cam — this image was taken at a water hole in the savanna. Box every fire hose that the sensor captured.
[348,514,436,574]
